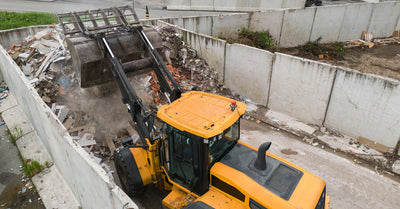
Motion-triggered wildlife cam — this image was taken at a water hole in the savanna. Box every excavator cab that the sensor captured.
[161,117,240,195]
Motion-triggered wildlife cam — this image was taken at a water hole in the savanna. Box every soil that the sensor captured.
[281,43,400,81]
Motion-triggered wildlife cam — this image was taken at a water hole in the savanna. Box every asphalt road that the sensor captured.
[240,119,400,209]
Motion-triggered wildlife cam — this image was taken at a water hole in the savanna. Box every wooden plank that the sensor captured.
[63,117,74,130]
[105,135,116,154]
[358,136,389,153]
[68,123,92,133]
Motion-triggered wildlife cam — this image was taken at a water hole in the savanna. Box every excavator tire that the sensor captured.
[114,147,144,196]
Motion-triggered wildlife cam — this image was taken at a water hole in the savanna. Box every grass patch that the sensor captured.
[219,28,276,51]
[7,126,23,144]
[21,159,49,178]
[0,11,57,30]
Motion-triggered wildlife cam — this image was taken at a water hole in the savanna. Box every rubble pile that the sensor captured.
[7,24,71,106]
[7,25,226,171]
[156,26,223,94]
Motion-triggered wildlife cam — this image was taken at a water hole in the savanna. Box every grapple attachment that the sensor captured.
[57,6,163,87]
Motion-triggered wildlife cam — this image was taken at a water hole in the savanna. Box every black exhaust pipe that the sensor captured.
[254,142,272,170]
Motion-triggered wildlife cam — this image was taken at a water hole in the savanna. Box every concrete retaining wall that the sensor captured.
[367,1,400,38]
[0,27,136,209]
[164,13,249,37]
[249,10,285,45]
[337,3,374,42]
[268,53,336,125]
[279,7,316,47]
[310,5,346,43]
[0,26,48,49]
[166,0,305,11]
[225,44,273,105]
[324,70,400,148]
[162,2,400,47]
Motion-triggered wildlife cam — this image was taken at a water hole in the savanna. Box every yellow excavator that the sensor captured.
[57,6,329,209]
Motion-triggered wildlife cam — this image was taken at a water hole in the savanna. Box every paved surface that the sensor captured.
[240,119,400,209]
[0,123,21,197]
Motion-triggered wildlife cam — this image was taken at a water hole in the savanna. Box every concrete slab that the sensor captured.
[310,5,346,43]
[32,166,80,209]
[324,69,400,148]
[249,10,285,45]
[282,0,305,8]
[0,93,17,113]
[211,13,250,38]
[213,0,237,11]
[2,106,35,136]
[190,0,214,10]
[260,0,284,9]
[268,53,336,125]
[16,131,52,165]
[338,3,374,42]
[279,7,316,47]
[367,1,400,38]
[224,44,273,105]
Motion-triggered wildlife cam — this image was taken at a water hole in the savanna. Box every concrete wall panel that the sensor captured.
[225,44,273,105]
[282,0,306,9]
[260,0,284,9]
[190,0,214,10]
[0,27,136,209]
[279,7,316,47]
[212,13,250,37]
[368,2,400,38]
[166,0,191,10]
[0,26,48,48]
[182,31,227,82]
[268,53,336,125]
[249,10,285,44]
[310,5,346,43]
[338,3,374,42]
[324,69,400,148]
[213,0,237,11]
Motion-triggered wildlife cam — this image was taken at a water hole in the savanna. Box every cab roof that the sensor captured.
[157,91,246,139]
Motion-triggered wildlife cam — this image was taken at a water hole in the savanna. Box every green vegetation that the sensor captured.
[335,43,345,57]
[303,36,323,55]
[7,126,23,144]
[21,159,47,177]
[220,28,276,51]
[0,11,57,30]
[303,37,345,60]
